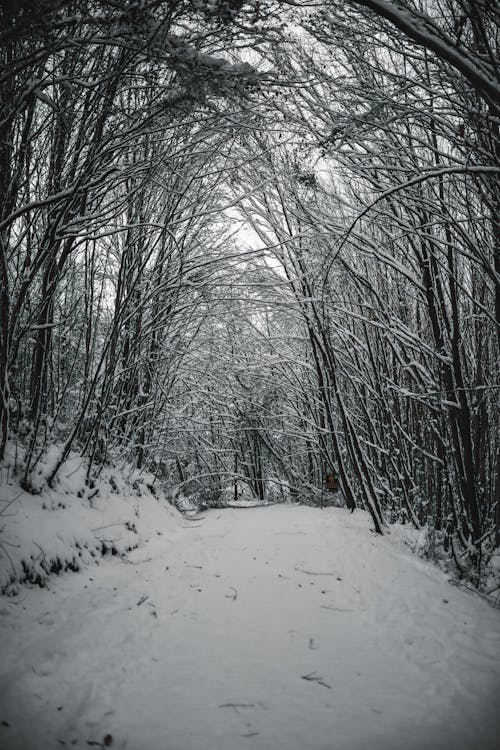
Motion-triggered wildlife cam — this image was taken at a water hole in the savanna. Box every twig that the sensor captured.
[64,461,84,478]
[0,536,21,548]
[33,541,46,562]
[120,556,152,564]
[219,703,255,710]
[137,595,149,606]
[301,671,331,689]
[449,578,500,609]
[320,605,355,612]
[295,566,337,576]
[0,540,17,576]
[0,491,23,514]
[91,523,126,532]
[485,583,500,595]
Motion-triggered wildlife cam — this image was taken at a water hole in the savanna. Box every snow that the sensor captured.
[0,452,179,594]
[1,502,499,750]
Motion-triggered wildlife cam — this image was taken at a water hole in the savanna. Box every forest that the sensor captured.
[1,3,500,749]
[0,0,499,585]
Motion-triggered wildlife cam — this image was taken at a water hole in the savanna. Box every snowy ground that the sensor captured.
[1,504,499,750]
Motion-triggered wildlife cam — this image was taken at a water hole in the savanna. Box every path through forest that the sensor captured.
[1,505,499,750]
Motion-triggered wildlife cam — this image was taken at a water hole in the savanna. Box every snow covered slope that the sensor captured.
[0,505,499,750]
[0,453,180,594]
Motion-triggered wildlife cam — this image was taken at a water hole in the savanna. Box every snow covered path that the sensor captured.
[1,505,499,750]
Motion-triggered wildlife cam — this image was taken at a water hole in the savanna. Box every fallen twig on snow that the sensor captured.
[295,567,337,576]
[0,539,19,578]
[91,523,127,532]
[219,703,255,710]
[120,556,152,564]
[0,491,23,514]
[449,579,500,609]
[301,671,331,689]
[320,605,355,612]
